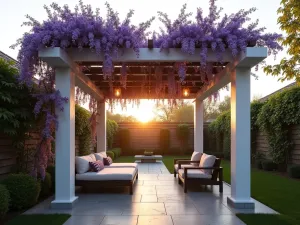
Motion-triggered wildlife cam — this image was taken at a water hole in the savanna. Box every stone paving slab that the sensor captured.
[23,163,278,225]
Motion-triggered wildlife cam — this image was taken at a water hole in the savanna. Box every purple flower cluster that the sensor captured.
[13,1,154,85]
[155,1,282,64]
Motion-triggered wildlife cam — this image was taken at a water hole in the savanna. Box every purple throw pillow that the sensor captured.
[103,157,113,165]
[89,160,104,172]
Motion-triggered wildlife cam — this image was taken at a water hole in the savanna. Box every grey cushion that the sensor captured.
[199,153,216,175]
[178,169,212,179]
[75,154,96,174]
[190,151,202,166]
[76,167,137,181]
[106,163,138,168]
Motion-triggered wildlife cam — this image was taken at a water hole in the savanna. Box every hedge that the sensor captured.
[106,150,115,159]
[159,129,170,154]
[107,119,118,149]
[110,148,121,158]
[0,184,10,218]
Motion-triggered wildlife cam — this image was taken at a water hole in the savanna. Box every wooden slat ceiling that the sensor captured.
[77,62,228,99]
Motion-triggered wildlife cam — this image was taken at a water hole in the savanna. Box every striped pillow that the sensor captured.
[89,160,104,172]
[103,157,113,165]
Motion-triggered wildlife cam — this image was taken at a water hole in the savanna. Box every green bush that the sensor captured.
[2,174,40,210]
[110,148,121,158]
[106,150,115,159]
[39,172,52,197]
[119,129,130,151]
[75,105,92,156]
[176,124,190,154]
[0,184,10,218]
[107,119,118,149]
[46,165,55,191]
[288,165,300,179]
[159,129,170,154]
[262,160,277,171]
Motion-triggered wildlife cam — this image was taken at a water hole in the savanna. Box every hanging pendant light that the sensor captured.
[114,88,121,97]
[182,88,190,97]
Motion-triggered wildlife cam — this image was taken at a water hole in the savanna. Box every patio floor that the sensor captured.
[24,162,278,225]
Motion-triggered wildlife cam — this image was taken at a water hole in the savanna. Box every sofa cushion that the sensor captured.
[107,163,138,168]
[76,167,137,181]
[100,152,107,158]
[190,152,202,166]
[103,157,113,165]
[199,153,216,175]
[89,160,104,172]
[94,153,104,161]
[178,169,212,179]
[75,154,96,174]
[174,164,195,172]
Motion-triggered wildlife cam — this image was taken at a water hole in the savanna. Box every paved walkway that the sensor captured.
[25,162,278,225]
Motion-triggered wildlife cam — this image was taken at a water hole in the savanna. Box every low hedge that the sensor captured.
[262,160,277,171]
[0,184,10,218]
[40,172,52,197]
[110,148,121,158]
[106,150,115,159]
[2,174,40,210]
[288,165,300,179]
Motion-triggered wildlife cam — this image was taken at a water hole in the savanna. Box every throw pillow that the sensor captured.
[199,153,216,175]
[89,160,104,172]
[75,154,95,174]
[103,157,113,166]
[190,151,202,166]
[94,153,104,161]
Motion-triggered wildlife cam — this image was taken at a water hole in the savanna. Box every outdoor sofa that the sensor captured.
[75,152,138,194]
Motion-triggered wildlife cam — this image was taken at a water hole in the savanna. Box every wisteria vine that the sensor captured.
[12,0,282,178]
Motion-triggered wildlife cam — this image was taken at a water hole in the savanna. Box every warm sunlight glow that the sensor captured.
[131,101,155,122]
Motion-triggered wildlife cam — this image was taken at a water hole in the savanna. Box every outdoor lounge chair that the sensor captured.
[173,151,202,177]
[177,157,223,193]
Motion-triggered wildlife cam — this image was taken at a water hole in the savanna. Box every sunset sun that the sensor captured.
[130,101,155,123]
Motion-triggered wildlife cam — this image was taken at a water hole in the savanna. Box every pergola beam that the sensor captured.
[196,47,268,100]
[67,48,235,63]
[39,48,104,101]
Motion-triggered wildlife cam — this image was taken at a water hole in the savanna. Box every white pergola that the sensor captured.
[39,46,267,209]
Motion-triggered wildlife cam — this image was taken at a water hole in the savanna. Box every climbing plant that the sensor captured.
[257,87,300,165]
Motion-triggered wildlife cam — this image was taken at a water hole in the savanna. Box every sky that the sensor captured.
[0,0,294,121]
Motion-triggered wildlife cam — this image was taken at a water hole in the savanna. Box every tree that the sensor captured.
[264,0,300,82]
[153,103,175,122]
[106,111,138,122]
[204,96,231,121]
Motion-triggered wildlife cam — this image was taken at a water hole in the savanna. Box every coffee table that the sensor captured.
[134,155,163,163]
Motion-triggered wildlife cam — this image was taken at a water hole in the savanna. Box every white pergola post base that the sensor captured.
[194,99,204,153]
[97,101,107,152]
[227,67,254,209]
[51,68,78,209]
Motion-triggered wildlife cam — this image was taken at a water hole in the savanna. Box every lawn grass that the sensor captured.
[7,214,71,225]
[114,156,135,163]
[221,160,300,224]
[236,214,297,225]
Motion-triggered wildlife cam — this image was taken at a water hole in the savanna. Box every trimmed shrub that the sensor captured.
[2,174,41,210]
[159,129,170,154]
[107,119,118,149]
[262,160,277,171]
[40,172,52,197]
[288,165,300,179]
[0,184,10,218]
[176,124,190,154]
[46,165,55,191]
[106,150,115,159]
[111,148,121,158]
[119,129,130,151]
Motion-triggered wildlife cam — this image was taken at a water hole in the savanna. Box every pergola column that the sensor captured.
[97,101,107,152]
[227,67,254,209]
[51,68,78,209]
[194,99,204,153]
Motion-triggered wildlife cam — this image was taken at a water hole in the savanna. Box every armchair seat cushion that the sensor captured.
[174,164,195,172]
[178,169,212,179]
